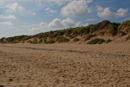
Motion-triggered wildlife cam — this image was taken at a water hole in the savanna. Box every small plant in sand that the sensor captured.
[118,31,126,36]
[87,38,105,44]
[68,35,75,39]
[107,28,117,36]
[106,39,112,43]
[44,38,47,44]
[11,40,19,44]
[56,36,70,43]
[32,39,38,44]
[84,34,95,41]
[73,38,80,42]
[28,40,32,43]
[65,29,73,36]
[126,35,130,41]
[47,39,55,44]
[39,39,43,43]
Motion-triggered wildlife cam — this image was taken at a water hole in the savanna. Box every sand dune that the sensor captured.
[0,43,130,87]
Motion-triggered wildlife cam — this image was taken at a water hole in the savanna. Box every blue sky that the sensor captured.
[0,0,130,38]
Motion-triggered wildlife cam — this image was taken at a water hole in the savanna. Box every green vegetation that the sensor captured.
[99,31,105,35]
[28,40,32,43]
[87,38,105,44]
[84,34,95,41]
[32,39,38,44]
[68,35,75,39]
[122,20,130,26]
[44,38,47,44]
[106,39,112,43]
[39,39,43,43]
[0,20,130,44]
[56,36,70,43]
[73,38,80,42]
[11,40,19,44]
[0,35,31,44]
[47,39,55,44]
[126,35,130,41]
[106,24,118,36]
[111,22,121,29]
[118,31,126,36]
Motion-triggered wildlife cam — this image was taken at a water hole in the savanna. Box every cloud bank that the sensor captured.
[0,15,16,19]
[97,6,129,19]
[61,0,92,17]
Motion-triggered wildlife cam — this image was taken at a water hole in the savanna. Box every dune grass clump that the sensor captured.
[39,39,43,43]
[32,39,38,44]
[107,28,117,36]
[43,38,47,44]
[85,34,95,41]
[68,35,75,39]
[28,40,32,43]
[73,38,80,42]
[126,35,130,41]
[118,31,126,36]
[65,29,73,36]
[87,38,105,44]
[47,39,55,44]
[122,20,130,26]
[56,36,70,43]
[106,39,112,43]
[11,40,19,44]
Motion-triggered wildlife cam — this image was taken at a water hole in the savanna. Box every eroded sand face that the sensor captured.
[0,43,130,87]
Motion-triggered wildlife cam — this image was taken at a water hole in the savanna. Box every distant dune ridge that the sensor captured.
[0,20,130,44]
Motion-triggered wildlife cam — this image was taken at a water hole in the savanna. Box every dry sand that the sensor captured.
[0,43,130,87]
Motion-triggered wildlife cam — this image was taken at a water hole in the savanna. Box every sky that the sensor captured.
[0,0,130,38]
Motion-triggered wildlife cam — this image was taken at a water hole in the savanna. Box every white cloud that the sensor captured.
[0,15,16,19]
[75,22,81,27]
[97,5,103,12]
[27,11,36,16]
[0,0,4,5]
[29,28,40,31]
[48,18,77,29]
[47,0,92,6]
[48,18,63,28]
[47,0,72,6]
[61,18,75,27]
[86,18,96,21]
[21,24,39,28]
[82,23,89,26]
[1,1,35,16]
[40,22,47,28]
[22,17,89,33]
[21,25,30,28]
[0,21,13,26]
[97,6,113,19]
[39,18,81,30]
[6,2,25,13]
[97,6,129,19]
[61,0,91,17]
[45,8,57,13]
[114,8,128,17]
[86,0,92,3]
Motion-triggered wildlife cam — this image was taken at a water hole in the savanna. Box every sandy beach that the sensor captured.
[0,43,130,87]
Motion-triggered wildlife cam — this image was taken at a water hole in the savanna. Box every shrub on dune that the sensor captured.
[87,38,105,44]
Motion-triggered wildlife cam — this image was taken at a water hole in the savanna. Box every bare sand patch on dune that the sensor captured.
[0,43,130,87]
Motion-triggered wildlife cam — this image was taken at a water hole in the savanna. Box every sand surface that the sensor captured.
[0,43,130,87]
